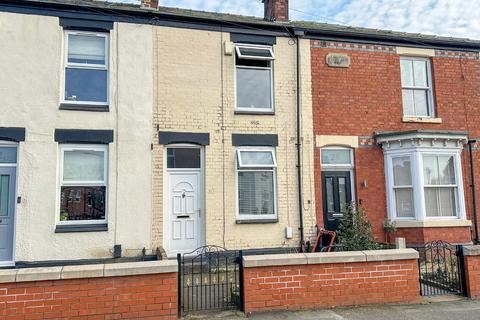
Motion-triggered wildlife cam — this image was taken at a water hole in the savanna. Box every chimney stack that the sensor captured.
[140,0,159,10]
[263,0,289,22]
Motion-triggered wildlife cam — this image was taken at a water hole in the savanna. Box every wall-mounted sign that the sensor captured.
[326,53,351,68]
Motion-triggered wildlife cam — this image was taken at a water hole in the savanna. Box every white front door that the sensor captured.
[164,146,204,255]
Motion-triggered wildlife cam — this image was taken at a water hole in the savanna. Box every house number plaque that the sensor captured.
[326,53,351,68]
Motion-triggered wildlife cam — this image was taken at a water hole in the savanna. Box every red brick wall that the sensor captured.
[0,273,177,320]
[464,255,480,299]
[243,259,420,313]
[394,227,471,245]
[311,40,480,244]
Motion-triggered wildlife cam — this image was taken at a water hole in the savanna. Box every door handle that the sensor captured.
[196,209,201,217]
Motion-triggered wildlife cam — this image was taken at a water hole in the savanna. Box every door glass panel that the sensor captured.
[0,147,17,164]
[167,148,201,169]
[0,175,10,217]
[326,177,334,212]
[338,177,347,212]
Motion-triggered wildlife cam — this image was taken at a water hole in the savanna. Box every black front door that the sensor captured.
[322,171,352,231]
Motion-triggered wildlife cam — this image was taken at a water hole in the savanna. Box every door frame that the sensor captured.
[320,147,356,230]
[163,144,205,257]
[321,171,353,230]
[0,141,18,267]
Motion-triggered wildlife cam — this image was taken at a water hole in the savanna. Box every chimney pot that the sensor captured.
[263,0,289,22]
[141,0,159,10]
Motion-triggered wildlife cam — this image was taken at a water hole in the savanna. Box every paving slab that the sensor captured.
[185,297,480,320]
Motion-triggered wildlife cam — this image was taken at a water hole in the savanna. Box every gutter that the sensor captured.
[468,140,479,244]
[294,29,305,247]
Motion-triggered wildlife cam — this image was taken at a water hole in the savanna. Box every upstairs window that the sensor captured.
[400,57,434,117]
[235,44,275,113]
[63,31,109,106]
[236,148,277,220]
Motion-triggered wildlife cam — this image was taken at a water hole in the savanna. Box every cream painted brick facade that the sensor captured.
[152,26,316,252]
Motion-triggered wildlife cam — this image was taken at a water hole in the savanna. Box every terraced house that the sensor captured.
[0,0,318,265]
[1,0,480,267]
[310,29,480,246]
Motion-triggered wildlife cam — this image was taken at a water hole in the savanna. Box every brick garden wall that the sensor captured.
[463,246,480,299]
[311,40,480,245]
[0,273,177,320]
[243,251,420,313]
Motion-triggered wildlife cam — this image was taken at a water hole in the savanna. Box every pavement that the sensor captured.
[185,296,480,320]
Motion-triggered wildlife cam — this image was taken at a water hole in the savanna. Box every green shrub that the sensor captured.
[337,203,380,251]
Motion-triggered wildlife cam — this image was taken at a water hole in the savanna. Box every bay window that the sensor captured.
[236,148,277,220]
[378,131,467,222]
[59,145,108,224]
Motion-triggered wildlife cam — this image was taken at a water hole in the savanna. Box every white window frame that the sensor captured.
[62,30,109,106]
[236,147,278,221]
[400,56,435,117]
[234,43,275,113]
[57,144,108,225]
[235,44,275,60]
[320,147,354,168]
[390,155,415,219]
[236,148,277,168]
[385,148,465,221]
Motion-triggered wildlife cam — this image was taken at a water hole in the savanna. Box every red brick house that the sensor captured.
[310,38,480,245]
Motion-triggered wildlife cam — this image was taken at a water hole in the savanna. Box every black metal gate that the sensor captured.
[177,246,243,316]
[416,240,466,296]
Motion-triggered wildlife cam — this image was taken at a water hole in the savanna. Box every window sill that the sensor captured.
[55,224,108,233]
[393,219,471,228]
[234,110,275,116]
[60,103,109,112]
[236,218,278,224]
[402,116,442,124]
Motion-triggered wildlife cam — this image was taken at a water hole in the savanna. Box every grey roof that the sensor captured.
[11,0,480,49]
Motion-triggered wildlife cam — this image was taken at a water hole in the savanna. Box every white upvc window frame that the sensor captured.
[400,56,435,118]
[320,146,354,169]
[385,148,466,222]
[57,144,108,225]
[62,30,109,106]
[236,147,278,221]
[236,148,277,168]
[235,44,275,60]
[389,154,415,219]
[234,43,275,113]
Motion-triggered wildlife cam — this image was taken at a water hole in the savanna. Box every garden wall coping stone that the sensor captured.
[243,249,419,268]
[0,260,177,283]
[463,245,480,256]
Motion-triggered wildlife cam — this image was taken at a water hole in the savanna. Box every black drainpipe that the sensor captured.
[294,30,305,247]
[468,139,479,243]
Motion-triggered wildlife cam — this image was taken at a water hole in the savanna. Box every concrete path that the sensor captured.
[186,297,480,320]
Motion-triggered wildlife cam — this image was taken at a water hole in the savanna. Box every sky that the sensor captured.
[112,0,480,40]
